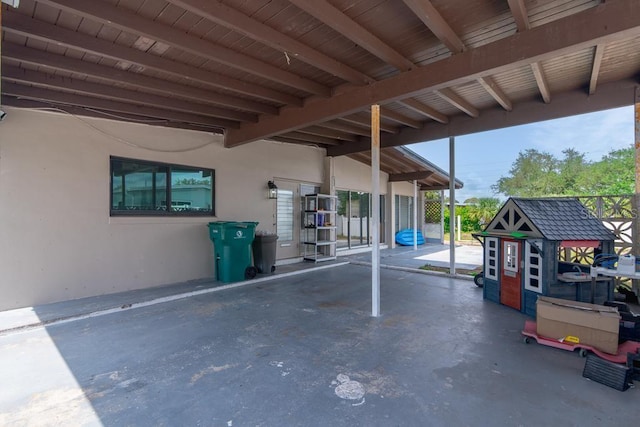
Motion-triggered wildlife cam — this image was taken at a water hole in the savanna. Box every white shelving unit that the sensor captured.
[303,194,337,262]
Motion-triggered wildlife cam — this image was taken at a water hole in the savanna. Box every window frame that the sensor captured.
[110,156,215,217]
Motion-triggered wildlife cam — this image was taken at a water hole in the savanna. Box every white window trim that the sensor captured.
[503,241,519,273]
[485,237,498,281]
[524,240,543,293]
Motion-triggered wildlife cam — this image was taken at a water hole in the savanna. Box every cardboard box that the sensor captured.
[536,296,620,354]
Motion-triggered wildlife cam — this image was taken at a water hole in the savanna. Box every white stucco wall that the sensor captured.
[0,108,327,310]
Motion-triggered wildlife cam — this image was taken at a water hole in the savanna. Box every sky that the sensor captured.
[407,105,635,201]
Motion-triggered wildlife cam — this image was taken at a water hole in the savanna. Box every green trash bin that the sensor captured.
[207,221,258,283]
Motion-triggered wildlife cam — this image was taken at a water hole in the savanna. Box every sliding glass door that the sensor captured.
[336,190,385,250]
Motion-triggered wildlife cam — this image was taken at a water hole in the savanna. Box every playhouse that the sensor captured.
[475,198,616,317]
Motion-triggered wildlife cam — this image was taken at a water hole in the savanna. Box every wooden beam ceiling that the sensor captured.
[164,0,374,85]
[388,171,435,182]
[2,43,278,115]
[478,77,513,111]
[1,65,256,122]
[589,44,606,95]
[531,62,552,104]
[2,10,300,105]
[36,0,329,95]
[401,0,465,53]
[287,0,414,72]
[435,88,479,117]
[226,1,640,147]
[2,82,237,129]
[328,78,638,156]
[397,99,449,123]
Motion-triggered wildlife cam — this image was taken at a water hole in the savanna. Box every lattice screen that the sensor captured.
[424,200,442,224]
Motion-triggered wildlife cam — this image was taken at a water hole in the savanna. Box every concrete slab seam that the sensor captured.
[347,260,475,281]
[0,261,351,336]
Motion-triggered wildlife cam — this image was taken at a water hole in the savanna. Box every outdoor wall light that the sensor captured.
[268,180,278,199]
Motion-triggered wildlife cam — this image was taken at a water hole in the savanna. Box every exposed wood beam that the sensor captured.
[380,106,423,128]
[508,0,530,31]
[281,132,340,146]
[478,76,513,111]
[401,0,465,53]
[589,44,606,95]
[270,136,317,147]
[1,65,257,122]
[320,121,371,137]
[165,0,373,85]
[2,43,277,116]
[435,88,479,117]
[227,0,640,147]
[341,114,399,134]
[396,98,449,123]
[36,0,329,96]
[531,62,552,103]
[2,96,225,133]
[2,82,238,129]
[327,78,638,156]
[288,0,414,72]
[2,10,299,106]
[388,171,435,182]
[298,126,359,142]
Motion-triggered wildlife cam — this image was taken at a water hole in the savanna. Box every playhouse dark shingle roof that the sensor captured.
[511,198,616,241]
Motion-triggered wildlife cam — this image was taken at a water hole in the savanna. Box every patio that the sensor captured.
[1,257,637,426]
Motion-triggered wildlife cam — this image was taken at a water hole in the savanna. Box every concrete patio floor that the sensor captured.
[0,260,637,426]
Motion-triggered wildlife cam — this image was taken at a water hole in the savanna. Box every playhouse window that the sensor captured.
[504,241,518,272]
[485,237,498,280]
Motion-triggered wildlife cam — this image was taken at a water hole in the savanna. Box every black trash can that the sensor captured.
[252,233,278,274]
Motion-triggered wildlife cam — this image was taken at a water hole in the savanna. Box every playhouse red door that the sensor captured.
[500,239,521,310]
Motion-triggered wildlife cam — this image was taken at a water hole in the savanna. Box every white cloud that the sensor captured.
[527,106,633,160]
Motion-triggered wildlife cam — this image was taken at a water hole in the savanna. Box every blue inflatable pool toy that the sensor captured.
[395,229,425,246]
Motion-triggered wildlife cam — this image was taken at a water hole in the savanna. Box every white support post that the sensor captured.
[440,190,445,244]
[371,105,381,317]
[449,136,456,275]
[413,180,418,251]
[634,88,640,296]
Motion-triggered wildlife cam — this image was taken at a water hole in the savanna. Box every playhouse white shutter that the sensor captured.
[524,240,543,293]
[485,237,498,280]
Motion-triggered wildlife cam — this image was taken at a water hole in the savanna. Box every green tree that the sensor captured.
[558,148,589,194]
[492,149,561,197]
[583,147,634,195]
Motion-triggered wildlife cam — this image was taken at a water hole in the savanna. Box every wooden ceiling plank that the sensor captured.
[397,98,448,123]
[282,131,340,146]
[328,78,638,156]
[2,10,300,106]
[3,43,278,115]
[380,106,422,128]
[298,126,358,142]
[226,0,640,147]
[270,136,318,147]
[164,0,373,85]
[2,82,238,128]
[401,0,465,53]
[477,76,513,111]
[507,0,530,32]
[435,88,479,117]
[530,62,551,103]
[341,114,399,134]
[2,96,224,133]
[2,65,257,122]
[388,171,435,182]
[36,0,330,96]
[589,44,606,95]
[288,0,414,72]
[319,121,371,137]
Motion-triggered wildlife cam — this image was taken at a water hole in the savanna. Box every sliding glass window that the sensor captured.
[110,157,214,216]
